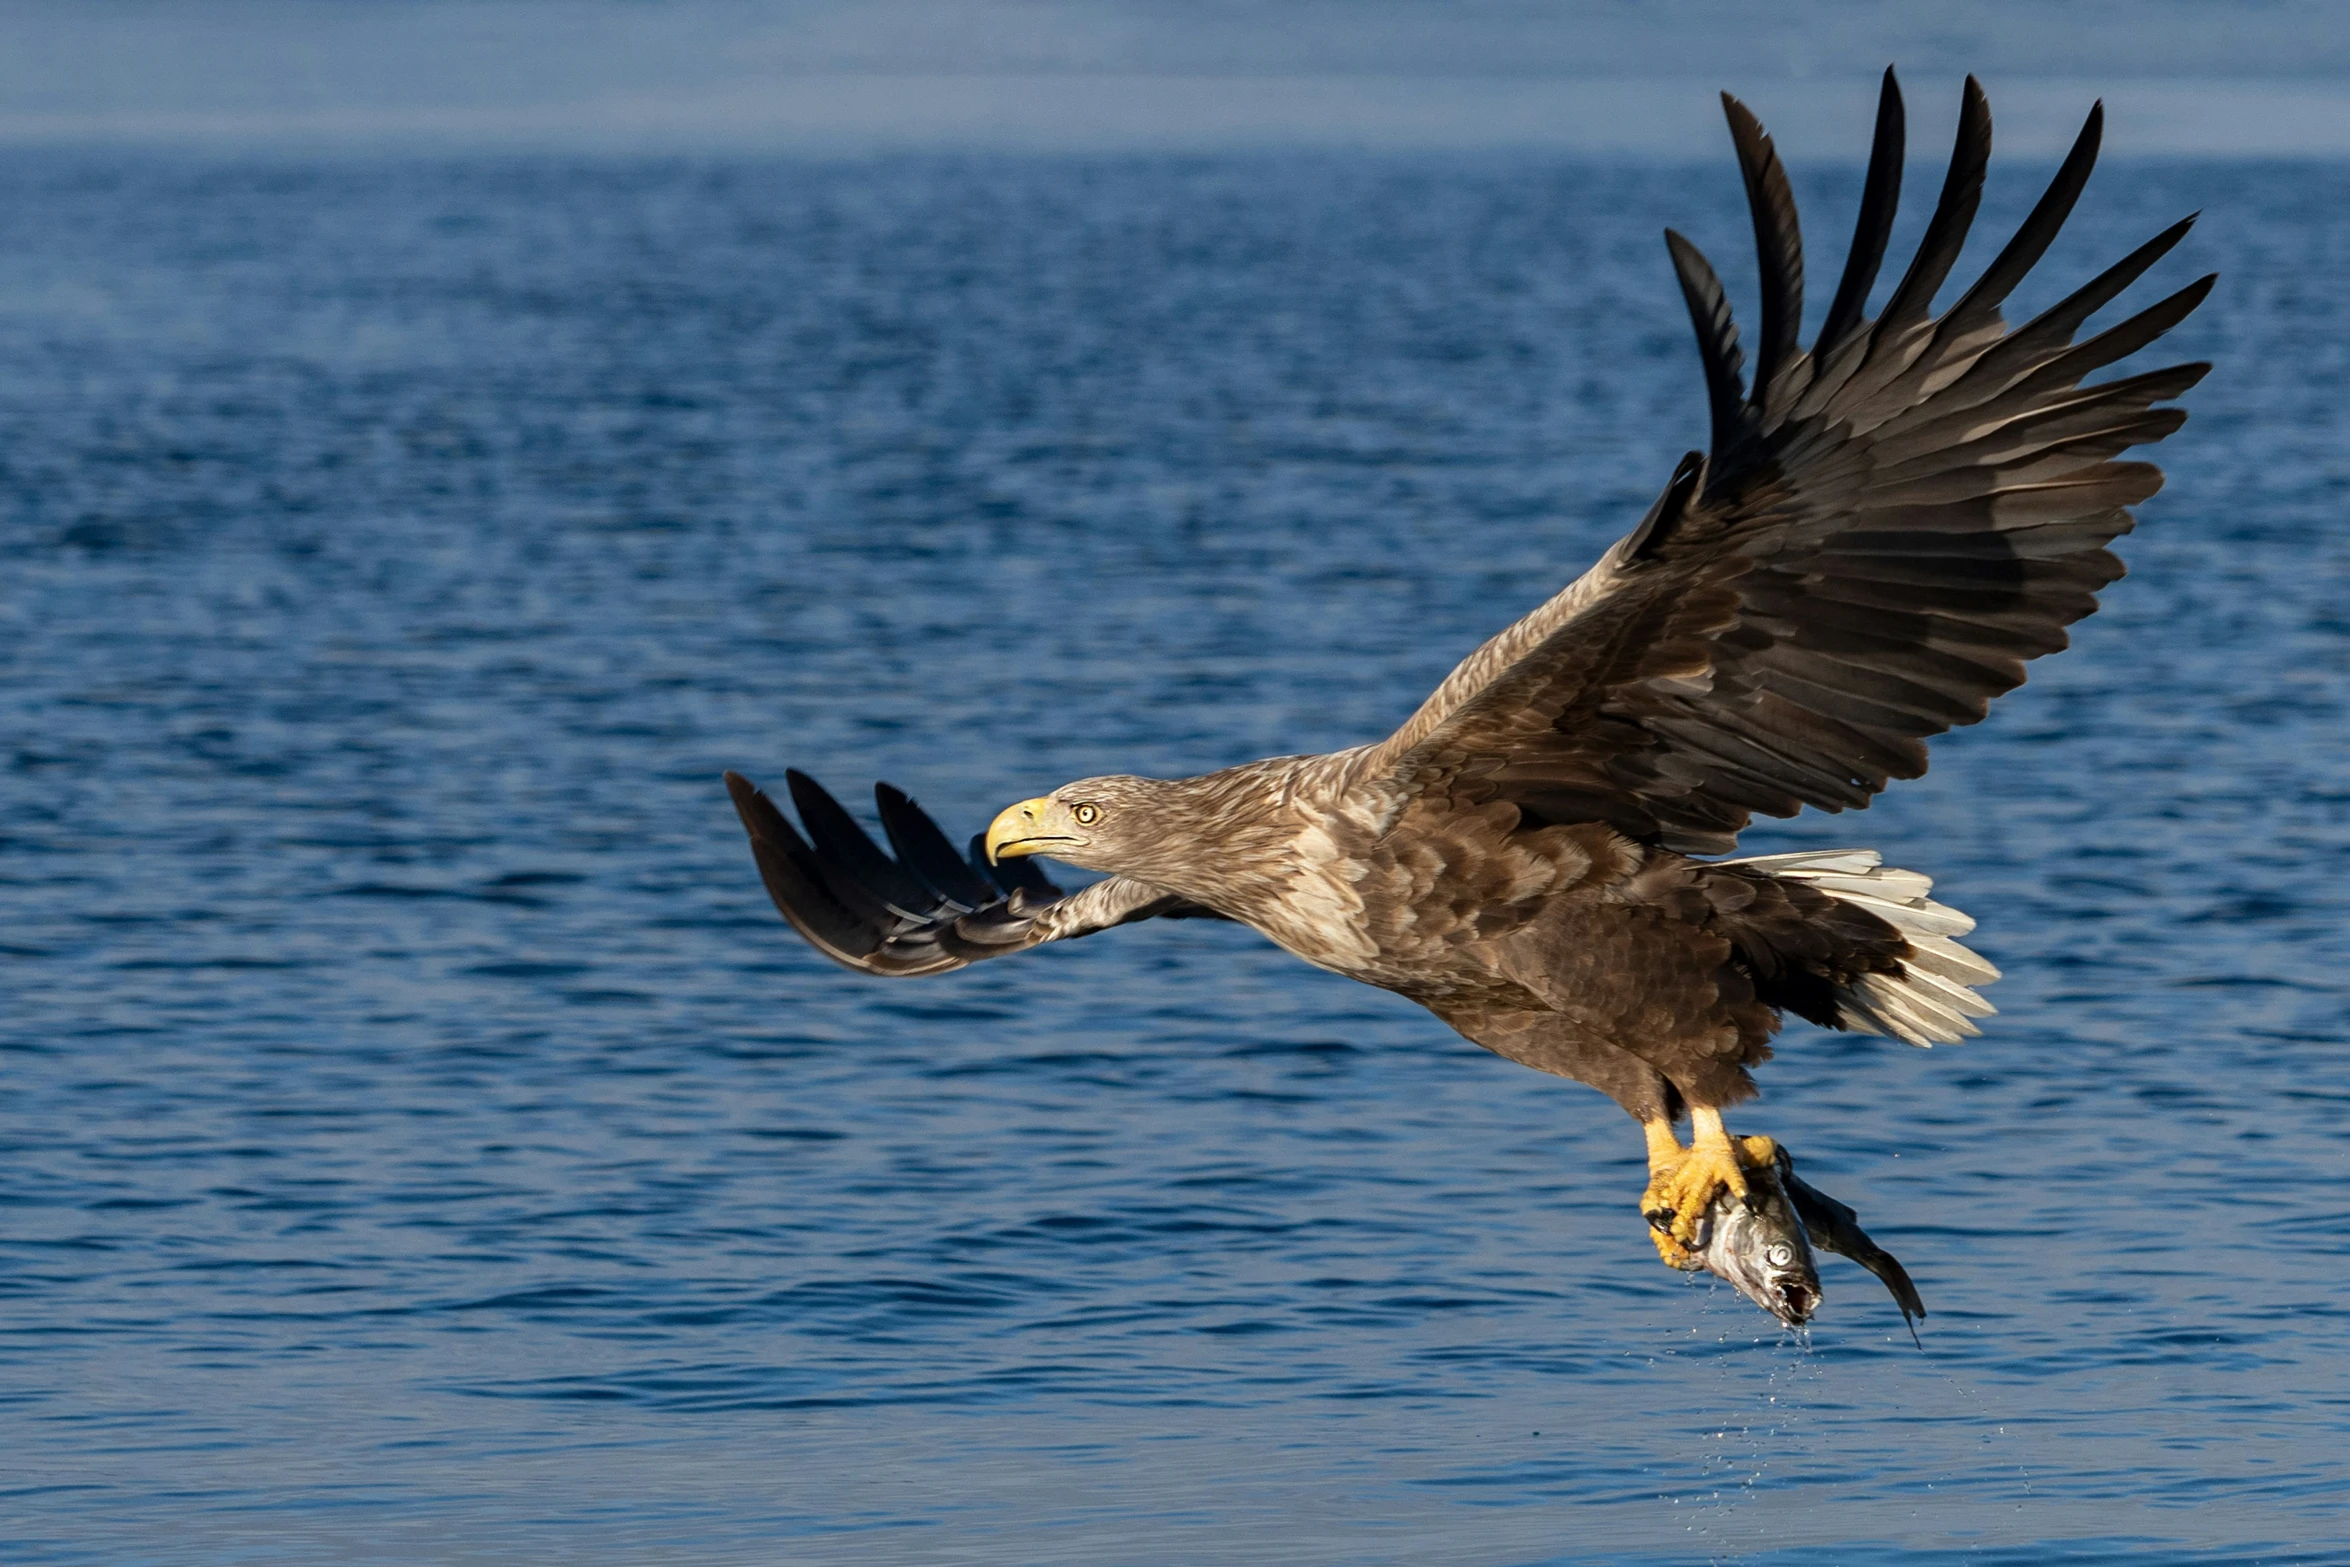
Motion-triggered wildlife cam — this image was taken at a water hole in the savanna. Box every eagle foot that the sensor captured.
[1649,1225,1700,1270]
[1642,1128,1779,1251]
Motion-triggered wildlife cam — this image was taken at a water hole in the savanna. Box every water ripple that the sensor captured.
[0,150,2345,1564]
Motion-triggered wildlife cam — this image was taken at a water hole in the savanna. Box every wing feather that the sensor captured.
[1666,230,1751,458]
[728,771,889,966]
[1939,102,2102,336]
[726,771,1226,977]
[1813,68,1905,364]
[785,769,945,924]
[1723,91,1805,415]
[1875,77,1992,335]
[875,781,999,911]
[1355,73,2206,856]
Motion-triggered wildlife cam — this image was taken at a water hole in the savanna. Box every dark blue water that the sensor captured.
[2,149,2346,1563]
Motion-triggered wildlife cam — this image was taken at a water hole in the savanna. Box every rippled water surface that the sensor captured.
[2,149,2347,1564]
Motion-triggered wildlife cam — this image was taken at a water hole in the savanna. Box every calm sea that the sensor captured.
[1,149,2345,1564]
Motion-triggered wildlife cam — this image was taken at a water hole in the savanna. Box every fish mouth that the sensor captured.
[1767,1279,1819,1327]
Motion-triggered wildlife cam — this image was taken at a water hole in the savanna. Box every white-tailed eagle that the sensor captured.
[725,72,2208,1292]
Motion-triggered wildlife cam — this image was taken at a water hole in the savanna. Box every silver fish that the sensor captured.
[1668,1146,1927,1341]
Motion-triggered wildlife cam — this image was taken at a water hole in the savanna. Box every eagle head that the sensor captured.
[984,775,1171,875]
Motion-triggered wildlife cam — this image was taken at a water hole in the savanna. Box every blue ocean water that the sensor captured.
[0,148,2345,1564]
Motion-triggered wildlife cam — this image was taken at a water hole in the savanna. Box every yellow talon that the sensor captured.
[1650,1225,1700,1270]
[1639,1109,1779,1251]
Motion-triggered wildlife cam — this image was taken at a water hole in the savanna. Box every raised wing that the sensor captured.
[724,770,1225,977]
[1360,71,2211,855]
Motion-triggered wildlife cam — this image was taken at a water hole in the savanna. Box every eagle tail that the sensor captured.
[1721,849,2000,1047]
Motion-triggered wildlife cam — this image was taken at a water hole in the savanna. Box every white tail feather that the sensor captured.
[1720,847,2000,1048]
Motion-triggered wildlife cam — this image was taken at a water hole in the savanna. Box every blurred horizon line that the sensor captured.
[8,74,2350,158]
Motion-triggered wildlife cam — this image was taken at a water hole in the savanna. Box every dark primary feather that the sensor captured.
[1624,450,1707,561]
[1666,230,1751,461]
[1874,77,1992,338]
[873,782,997,911]
[786,769,940,925]
[1370,71,2209,856]
[1940,100,2102,342]
[1723,91,1803,417]
[1814,69,1905,363]
[724,770,1223,977]
[727,770,884,965]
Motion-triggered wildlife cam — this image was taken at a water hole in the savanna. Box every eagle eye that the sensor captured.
[1072,803,1102,826]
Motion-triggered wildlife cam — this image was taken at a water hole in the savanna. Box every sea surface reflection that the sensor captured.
[1,150,2346,1563]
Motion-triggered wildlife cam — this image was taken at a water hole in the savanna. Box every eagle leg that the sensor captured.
[1640,1118,1699,1267]
[1641,1107,1778,1254]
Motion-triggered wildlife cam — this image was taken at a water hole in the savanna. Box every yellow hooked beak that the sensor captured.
[984,797,1064,863]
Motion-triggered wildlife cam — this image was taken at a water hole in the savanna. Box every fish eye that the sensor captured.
[1766,1243,1794,1267]
[1072,803,1101,826]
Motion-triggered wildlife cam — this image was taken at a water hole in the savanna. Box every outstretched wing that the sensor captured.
[724,770,1226,977]
[1356,72,2211,856]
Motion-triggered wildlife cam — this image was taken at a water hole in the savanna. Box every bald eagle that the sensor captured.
[725,72,2208,1281]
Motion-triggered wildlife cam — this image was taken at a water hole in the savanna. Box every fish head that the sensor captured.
[1690,1159,1822,1328]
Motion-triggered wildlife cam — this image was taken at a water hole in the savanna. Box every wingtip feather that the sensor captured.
[1815,66,1907,360]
